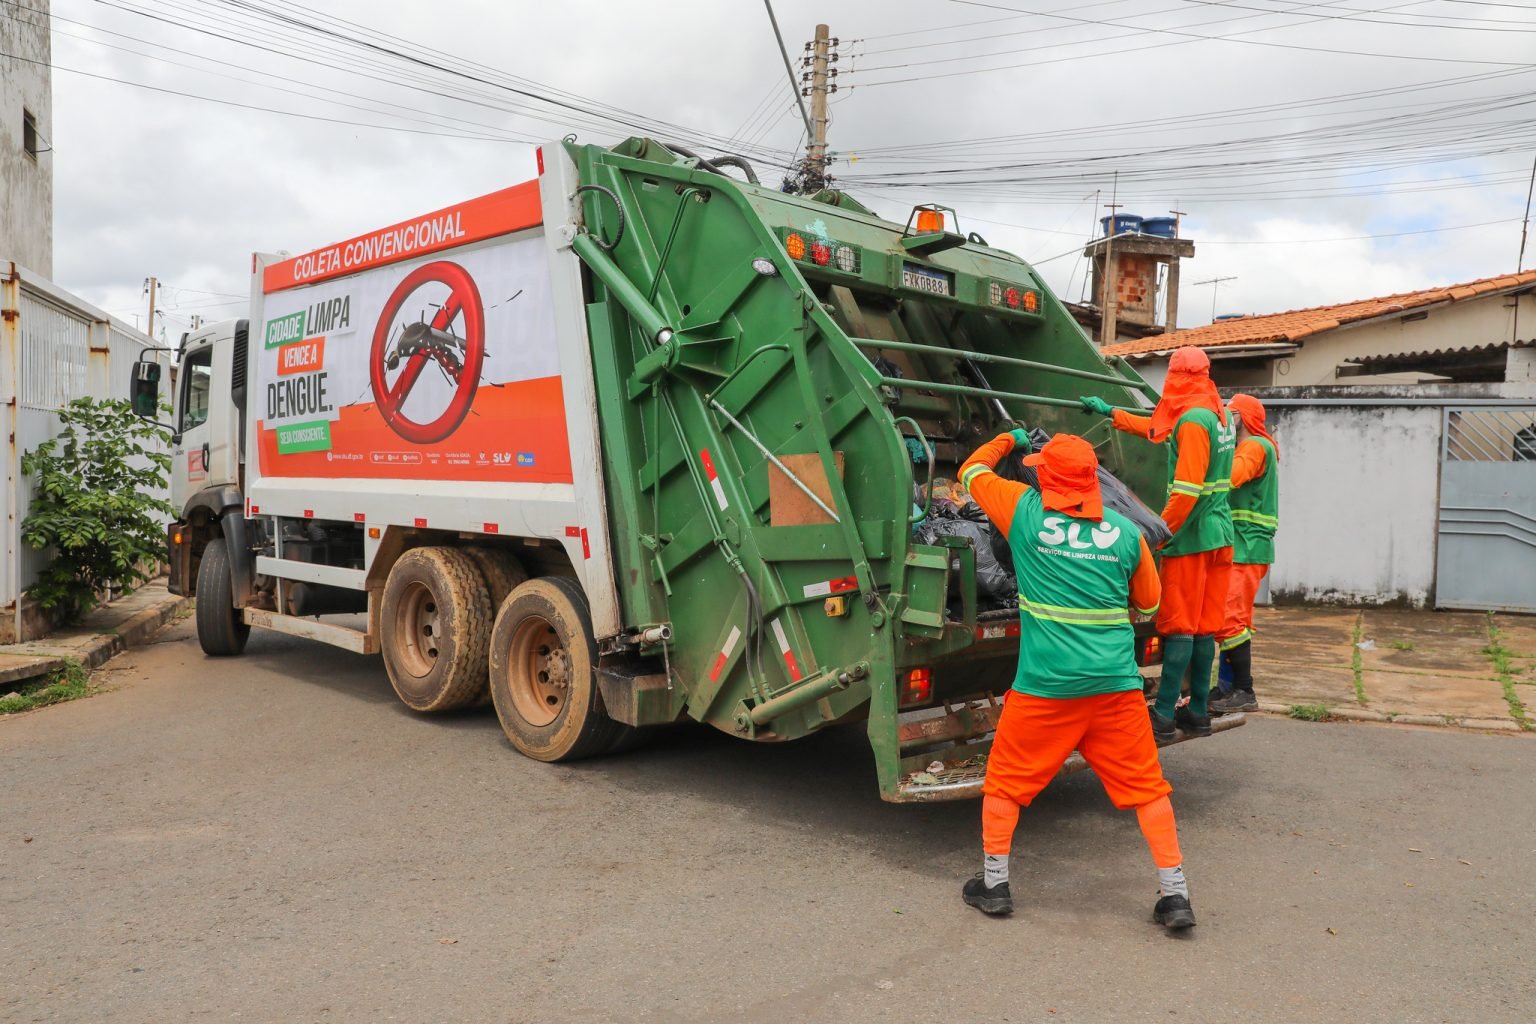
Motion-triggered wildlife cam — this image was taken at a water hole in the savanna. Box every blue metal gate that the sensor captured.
[1435,406,1536,613]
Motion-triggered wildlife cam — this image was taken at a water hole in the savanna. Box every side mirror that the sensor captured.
[131,359,162,419]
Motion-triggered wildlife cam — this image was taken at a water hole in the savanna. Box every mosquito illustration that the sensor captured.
[383,305,479,386]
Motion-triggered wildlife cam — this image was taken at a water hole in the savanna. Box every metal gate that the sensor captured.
[1435,406,1536,612]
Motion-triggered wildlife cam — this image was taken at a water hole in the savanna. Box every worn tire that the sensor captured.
[462,547,528,706]
[489,576,625,761]
[463,547,528,611]
[381,547,493,712]
[195,537,249,657]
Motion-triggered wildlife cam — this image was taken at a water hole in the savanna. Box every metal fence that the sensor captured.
[2,263,161,638]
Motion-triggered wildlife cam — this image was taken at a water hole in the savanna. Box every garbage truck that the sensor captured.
[131,137,1243,803]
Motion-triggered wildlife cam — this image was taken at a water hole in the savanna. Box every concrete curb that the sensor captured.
[0,592,189,693]
[1253,700,1528,734]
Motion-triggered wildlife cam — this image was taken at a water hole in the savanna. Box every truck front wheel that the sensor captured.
[195,537,249,657]
[489,576,627,761]
[381,547,493,712]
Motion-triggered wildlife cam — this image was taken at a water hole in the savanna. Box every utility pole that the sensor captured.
[1099,201,1122,348]
[807,25,830,184]
[143,277,158,339]
[1193,275,1238,322]
[792,25,839,193]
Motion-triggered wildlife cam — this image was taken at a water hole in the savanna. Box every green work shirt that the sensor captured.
[1162,407,1236,557]
[1006,488,1148,699]
[1230,436,1279,565]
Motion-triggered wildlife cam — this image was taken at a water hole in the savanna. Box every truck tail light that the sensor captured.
[781,230,859,274]
[900,667,932,706]
[987,279,1042,315]
[1138,635,1163,666]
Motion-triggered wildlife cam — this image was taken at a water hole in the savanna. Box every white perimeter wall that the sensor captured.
[1,265,161,628]
[1265,403,1442,606]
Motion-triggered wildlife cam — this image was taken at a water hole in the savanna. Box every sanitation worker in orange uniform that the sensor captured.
[1211,394,1280,715]
[1081,346,1235,743]
[957,430,1196,930]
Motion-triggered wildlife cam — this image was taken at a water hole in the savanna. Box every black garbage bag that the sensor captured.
[986,428,1173,570]
[915,516,1017,601]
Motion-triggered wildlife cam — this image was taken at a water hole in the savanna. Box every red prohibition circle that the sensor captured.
[369,260,486,445]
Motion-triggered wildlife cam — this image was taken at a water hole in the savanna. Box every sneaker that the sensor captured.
[1149,708,1176,744]
[962,873,1013,916]
[1154,894,1197,930]
[1175,705,1212,738]
[1212,689,1258,715]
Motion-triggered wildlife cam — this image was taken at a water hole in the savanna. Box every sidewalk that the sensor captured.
[0,581,189,692]
[1249,605,1534,732]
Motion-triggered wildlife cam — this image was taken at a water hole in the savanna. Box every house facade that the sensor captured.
[1103,271,1536,391]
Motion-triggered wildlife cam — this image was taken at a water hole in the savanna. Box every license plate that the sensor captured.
[901,263,952,296]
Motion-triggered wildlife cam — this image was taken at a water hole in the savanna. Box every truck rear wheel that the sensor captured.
[381,547,493,712]
[195,537,249,657]
[463,546,528,610]
[489,576,627,761]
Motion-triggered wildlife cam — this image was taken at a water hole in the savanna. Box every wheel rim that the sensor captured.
[506,614,569,727]
[392,579,442,678]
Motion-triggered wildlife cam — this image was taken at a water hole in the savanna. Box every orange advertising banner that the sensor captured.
[261,181,543,294]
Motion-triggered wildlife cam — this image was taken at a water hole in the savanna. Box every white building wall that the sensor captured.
[0,0,53,278]
[1264,402,1443,606]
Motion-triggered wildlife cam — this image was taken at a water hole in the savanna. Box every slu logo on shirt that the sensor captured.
[1038,516,1121,551]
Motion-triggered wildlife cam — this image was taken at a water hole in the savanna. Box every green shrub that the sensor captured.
[21,398,173,624]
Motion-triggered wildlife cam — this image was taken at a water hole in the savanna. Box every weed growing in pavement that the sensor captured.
[0,660,90,715]
[1288,703,1331,722]
[1350,613,1368,705]
[1391,641,1415,652]
[1483,613,1531,730]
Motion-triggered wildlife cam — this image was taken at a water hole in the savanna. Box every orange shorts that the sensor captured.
[1157,546,1233,636]
[1219,562,1270,647]
[982,689,1172,810]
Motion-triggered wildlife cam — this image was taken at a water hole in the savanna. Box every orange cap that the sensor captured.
[1023,433,1103,520]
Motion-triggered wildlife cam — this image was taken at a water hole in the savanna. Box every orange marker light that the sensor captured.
[900,667,933,706]
[1023,290,1039,312]
[916,208,944,233]
[785,232,806,260]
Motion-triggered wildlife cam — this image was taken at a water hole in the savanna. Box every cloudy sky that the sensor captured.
[31,0,1536,338]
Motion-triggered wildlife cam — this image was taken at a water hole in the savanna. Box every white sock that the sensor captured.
[1158,866,1189,899]
[984,854,1009,888]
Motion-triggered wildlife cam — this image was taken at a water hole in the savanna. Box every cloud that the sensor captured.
[40,0,1536,333]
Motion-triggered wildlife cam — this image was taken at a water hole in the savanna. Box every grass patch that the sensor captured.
[1288,703,1332,722]
[1391,640,1415,652]
[0,660,91,715]
[1350,612,1368,705]
[1484,613,1531,731]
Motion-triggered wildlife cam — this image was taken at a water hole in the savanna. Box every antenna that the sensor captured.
[1192,275,1238,322]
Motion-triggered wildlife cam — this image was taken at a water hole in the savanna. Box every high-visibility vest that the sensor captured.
[1003,488,1149,700]
[1230,436,1279,566]
[1163,407,1235,557]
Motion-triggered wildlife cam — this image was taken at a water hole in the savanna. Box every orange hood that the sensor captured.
[1149,347,1226,443]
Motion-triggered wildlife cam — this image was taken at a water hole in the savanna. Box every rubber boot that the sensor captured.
[1154,634,1194,721]
[1187,634,1217,718]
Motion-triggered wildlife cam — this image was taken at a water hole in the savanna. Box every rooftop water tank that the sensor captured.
[1100,214,1143,237]
[1141,216,1177,239]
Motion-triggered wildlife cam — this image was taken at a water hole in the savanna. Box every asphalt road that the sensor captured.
[4,618,1534,1024]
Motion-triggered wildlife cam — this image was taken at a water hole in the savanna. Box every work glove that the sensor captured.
[1008,427,1032,450]
[1080,396,1114,417]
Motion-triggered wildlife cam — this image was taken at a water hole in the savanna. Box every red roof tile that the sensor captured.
[1102,269,1536,358]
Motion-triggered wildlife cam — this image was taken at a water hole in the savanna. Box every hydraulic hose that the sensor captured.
[708,154,761,184]
[573,184,624,253]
